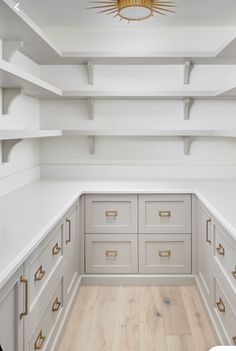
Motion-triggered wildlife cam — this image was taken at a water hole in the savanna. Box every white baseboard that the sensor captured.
[81,274,196,286]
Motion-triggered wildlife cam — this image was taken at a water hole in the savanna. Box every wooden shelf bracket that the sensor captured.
[88,136,95,155]
[2,88,22,115]
[87,97,94,120]
[183,136,191,155]
[2,139,22,163]
[87,61,94,85]
[3,40,24,62]
[184,60,192,85]
[183,98,192,120]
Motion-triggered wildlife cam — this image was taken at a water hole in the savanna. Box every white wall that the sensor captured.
[0,42,40,197]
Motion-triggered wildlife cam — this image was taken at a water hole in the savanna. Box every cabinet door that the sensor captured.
[0,267,24,351]
[64,204,79,302]
[198,203,213,303]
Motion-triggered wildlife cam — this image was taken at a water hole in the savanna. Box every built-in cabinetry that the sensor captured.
[0,202,79,351]
[85,194,192,275]
[197,201,236,346]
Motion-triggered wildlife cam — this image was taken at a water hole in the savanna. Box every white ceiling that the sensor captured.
[19,0,236,27]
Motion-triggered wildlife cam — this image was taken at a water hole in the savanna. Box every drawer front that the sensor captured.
[26,224,63,308]
[85,194,138,234]
[28,277,63,351]
[214,277,236,345]
[85,234,138,273]
[139,194,191,234]
[214,224,236,292]
[139,234,191,274]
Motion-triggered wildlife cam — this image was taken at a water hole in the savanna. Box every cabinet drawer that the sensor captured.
[25,224,63,308]
[214,277,236,345]
[139,234,191,274]
[85,194,138,234]
[28,277,63,351]
[85,234,138,273]
[139,194,191,234]
[214,224,236,292]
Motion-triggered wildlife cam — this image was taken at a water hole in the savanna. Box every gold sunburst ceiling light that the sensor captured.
[88,0,176,22]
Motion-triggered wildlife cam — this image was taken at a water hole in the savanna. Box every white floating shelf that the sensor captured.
[0,129,62,163]
[0,59,62,98]
[0,0,61,64]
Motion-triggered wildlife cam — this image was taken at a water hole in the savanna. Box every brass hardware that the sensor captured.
[159,211,171,218]
[52,297,62,312]
[232,336,236,345]
[105,211,118,218]
[216,297,226,313]
[34,265,46,282]
[206,218,211,244]
[52,243,61,255]
[232,267,236,280]
[216,243,225,256]
[159,250,171,258]
[66,218,71,244]
[34,330,46,350]
[20,276,28,320]
[106,250,118,258]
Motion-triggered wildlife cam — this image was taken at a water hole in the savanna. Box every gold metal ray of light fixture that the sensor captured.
[88,0,176,22]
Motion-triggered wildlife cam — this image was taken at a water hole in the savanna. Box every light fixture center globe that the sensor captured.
[118,0,153,21]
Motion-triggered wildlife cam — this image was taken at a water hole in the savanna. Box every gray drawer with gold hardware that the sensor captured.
[214,277,236,345]
[85,194,138,234]
[213,222,236,291]
[139,234,191,274]
[85,234,138,273]
[139,194,191,234]
[25,224,63,308]
[28,277,63,351]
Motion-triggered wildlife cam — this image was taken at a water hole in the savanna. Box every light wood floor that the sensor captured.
[59,286,217,351]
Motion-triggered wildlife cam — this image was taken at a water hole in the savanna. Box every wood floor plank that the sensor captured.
[166,335,196,351]
[159,286,191,335]
[111,286,140,351]
[180,286,216,351]
[139,286,168,351]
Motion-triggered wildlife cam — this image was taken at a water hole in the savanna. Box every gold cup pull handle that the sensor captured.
[52,297,62,312]
[232,267,236,280]
[34,265,46,282]
[20,276,28,319]
[206,218,211,244]
[216,297,226,313]
[159,250,171,258]
[106,250,118,258]
[52,243,61,255]
[106,211,118,218]
[34,330,46,350]
[66,218,71,244]
[159,211,171,218]
[232,336,236,345]
[216,243,225,256]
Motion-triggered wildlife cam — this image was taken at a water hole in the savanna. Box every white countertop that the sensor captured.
[0,178,236,289]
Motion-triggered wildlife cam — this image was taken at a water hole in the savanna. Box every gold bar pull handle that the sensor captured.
[34,330,46,350]
[106,250,118,258]
[216,297,226,313]
[52,297,62,312]
[206,218,211,244]
[159,211,171,218]
[106,211,118,218]
[232,336,236,345]
[159,250,171,258]
[232,267,236,280]
[34,265,46,282]
[66,218,71,244]
[52,243,61,255]
[216,243,225,256]
[20,276,28,320]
